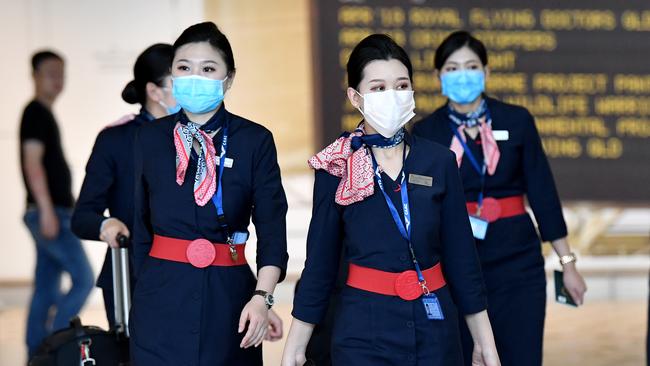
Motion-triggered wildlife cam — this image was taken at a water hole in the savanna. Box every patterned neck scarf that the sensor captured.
[363,128,405,149]
[448,99,488,128]
[308,123,406,206]
[173,112,222,206]
[447,100,501,175]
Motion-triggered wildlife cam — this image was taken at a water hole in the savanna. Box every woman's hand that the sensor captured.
[265,309,283,341]
[465,310,501,366]
[281,343,307,366]
[550,238,587,306]
[99,218,130,248]
[471,342,501,366]
[239,295,269,348]
[562,263,587,305]
[281,318,314,366]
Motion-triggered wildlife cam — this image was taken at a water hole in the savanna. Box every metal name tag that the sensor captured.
[408,174,433,187]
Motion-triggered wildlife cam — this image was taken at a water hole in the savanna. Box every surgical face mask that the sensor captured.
[355,89,416,138]
[159,100,181,115]
[440,70,485,104]
[172,75,228,114]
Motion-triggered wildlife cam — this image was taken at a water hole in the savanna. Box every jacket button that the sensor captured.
[406,321,414,328]
[192,291,201,300]
[400,254,408,262]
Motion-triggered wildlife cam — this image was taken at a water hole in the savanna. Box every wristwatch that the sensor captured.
[559,253,577,266]
[253,290,275,309]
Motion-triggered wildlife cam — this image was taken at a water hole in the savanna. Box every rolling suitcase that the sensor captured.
[28,234,132,365]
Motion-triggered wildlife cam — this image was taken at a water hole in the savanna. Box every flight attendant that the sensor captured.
[412,30,587,366]
[129,22,288,365]
[282,34,500,366]
[72,43,178,327]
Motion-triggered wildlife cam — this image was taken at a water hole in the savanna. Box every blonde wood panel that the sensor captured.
[205,0,315,172]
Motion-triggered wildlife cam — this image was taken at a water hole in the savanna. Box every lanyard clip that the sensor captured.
[419,280,430,296]
[227,238,238,262]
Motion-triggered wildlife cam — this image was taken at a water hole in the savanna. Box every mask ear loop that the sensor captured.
[352,89,365,115]
[221,76,231,95]
[158,82,178,111]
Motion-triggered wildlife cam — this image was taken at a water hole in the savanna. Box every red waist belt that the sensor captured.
[150,235,247,268]
[346,263,446,301]
[466,195,526,223]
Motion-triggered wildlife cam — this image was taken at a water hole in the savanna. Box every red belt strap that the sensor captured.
[150,234,247,268]
[346,263,446,301]
[466,195,526,223]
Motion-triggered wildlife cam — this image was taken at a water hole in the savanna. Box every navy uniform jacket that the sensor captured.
[412,97,567,279]
[293,134,486,365]
[413,97,568,366]
[130,106,288,366]
[72,110,153,290]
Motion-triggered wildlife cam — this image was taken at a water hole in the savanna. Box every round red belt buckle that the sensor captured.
[394,270,421,301]
[480,197,502,223]
[186,239,216,268]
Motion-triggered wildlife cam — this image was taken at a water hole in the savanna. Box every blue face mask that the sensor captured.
[159,100,181,115]
[440,70,485,104]
[172,75,227,114]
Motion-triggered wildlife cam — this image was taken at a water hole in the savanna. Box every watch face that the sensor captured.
[267,294,275,306]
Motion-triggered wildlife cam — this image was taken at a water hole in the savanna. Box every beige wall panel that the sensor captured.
[205,0,315,172]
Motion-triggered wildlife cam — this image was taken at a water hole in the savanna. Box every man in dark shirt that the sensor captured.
[20,50,93,359]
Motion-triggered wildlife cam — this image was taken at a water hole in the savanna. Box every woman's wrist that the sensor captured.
[286,318,315,346]
[465,310,497,346]
[562,261,577,272]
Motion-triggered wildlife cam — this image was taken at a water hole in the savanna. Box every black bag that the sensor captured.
[28,235,132,366]
[28,317,125,365]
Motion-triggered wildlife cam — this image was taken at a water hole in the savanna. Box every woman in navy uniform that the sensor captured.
[412,31,587,366]
[71,43,178,327]
[282,34,500,366]
[129,22,288,365]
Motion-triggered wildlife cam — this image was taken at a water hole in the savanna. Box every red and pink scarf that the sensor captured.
[448,102,500,175]
[173,121,217,206]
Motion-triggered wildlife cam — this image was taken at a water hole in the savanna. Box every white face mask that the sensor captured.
[355,89,416,138]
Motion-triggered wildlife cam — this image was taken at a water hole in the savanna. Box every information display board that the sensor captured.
[311,0,650,202]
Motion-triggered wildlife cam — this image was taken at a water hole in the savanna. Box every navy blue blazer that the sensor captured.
[71,110,153,289]
[129,106,288,365]
[412,96,568,366]
[412,97,568,244]
[293,134,486,364]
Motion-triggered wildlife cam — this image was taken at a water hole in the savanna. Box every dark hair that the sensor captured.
[121,43,173,105]
[346,34,412,90]
[31,50,64,72]
[434,31,488,70]
[172,22,235,76]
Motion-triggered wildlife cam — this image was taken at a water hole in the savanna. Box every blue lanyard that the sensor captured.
[449,122,487,209]
[211,123,231,243]
[370,148,428,290]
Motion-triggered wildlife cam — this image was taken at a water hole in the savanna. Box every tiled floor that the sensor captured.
[1,298,645,365]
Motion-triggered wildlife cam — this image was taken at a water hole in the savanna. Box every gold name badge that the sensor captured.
[408,174,433,187]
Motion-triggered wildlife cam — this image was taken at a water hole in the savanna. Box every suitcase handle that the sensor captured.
[112,234,132,338]
[116,234,130,248]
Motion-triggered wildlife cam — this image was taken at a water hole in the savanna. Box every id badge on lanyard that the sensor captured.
[422,294,444,320]
[211,123,248,261]
[449,122,490,240]
[469,215,489,240]
[371,150,444,320]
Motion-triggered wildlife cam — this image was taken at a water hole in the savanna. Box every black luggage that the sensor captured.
[28,235,132,365]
